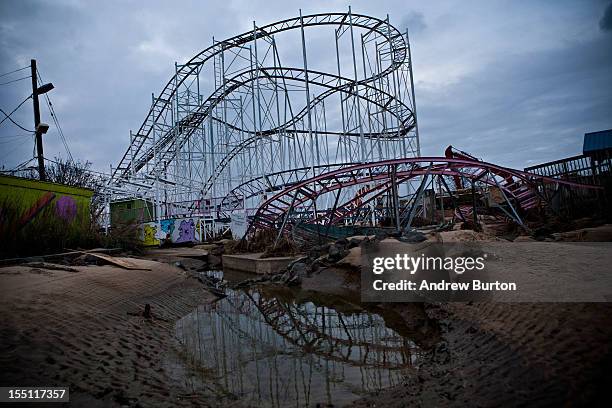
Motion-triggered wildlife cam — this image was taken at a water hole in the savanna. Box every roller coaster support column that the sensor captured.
[491,171,527,230]
[406,29,420,156]
[348,6,366,163]
[404,163,432,230]
[299,10,317,172]
[274,191,298,249]
[390,165,401,232]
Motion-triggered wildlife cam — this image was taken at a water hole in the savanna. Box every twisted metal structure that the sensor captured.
[247,157,603,236]
[108,10,420,225]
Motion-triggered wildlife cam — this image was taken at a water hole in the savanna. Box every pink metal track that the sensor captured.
[248,157,602,234]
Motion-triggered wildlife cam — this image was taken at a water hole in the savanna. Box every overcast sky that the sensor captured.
[1,0,611,173]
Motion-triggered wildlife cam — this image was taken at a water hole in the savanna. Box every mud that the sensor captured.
[1,247,611,407]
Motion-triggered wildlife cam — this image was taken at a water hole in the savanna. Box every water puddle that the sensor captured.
[175,270,425,406]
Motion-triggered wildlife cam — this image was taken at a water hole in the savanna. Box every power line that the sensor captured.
[0,108,34,132]
[43,157,110,178]
[0,75,31,86]
[0,96,33,129]
[0,137,24,144]
[0,65,29,78]
[36,67,74,163]
[43,94,73,162]
[0,134,33,159]
[0,133,32,139]
[17,157,35,169]
[0,138,28,145]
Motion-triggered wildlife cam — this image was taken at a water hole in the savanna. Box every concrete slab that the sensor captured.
[222,253,297,275]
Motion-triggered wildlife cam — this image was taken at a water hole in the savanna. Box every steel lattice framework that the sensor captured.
[246,157,603,236]
[108,10,420,222]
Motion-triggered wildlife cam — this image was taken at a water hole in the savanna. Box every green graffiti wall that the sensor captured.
[0,174,93,233]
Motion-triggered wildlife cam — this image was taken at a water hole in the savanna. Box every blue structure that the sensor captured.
[583,129,612,155]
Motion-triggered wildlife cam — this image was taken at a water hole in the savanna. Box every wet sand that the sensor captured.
[0,257,218,407]
[349,302,612,407]
[1,249,612,407]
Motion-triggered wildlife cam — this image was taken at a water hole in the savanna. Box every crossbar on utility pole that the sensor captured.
[31,59,45,181]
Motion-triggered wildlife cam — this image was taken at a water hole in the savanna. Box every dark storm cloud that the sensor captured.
[600,2,612,31]
[0,0,239,170]
[1,0,611,172]
[418,33,612,168]
[400,11,426,35]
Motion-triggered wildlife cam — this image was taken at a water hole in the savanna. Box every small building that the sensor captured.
[110,198,156,226]
[583,129,612,166]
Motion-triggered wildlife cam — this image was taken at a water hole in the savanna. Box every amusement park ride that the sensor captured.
[106,9,601,241]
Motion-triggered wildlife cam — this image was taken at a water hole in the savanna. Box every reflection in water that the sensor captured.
[175,271,421,406]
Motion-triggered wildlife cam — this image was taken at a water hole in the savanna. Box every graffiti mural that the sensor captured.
[175,219,196,243]
[160,219,175,238]
[55,195,78,221]
[140,218,203,244]
[143,223,160,246]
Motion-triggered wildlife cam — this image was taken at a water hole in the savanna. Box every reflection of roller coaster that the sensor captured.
[108,10,419,224]
[243,291,417,369]
[175,287,417,403]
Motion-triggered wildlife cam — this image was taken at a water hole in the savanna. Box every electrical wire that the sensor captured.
[0,65,29,78]
[0,133,31,140]
[0,75,31,86]
[43,157,111,179]
[0,134,33,160]
[0,96,33,129]
[0,138,27,145]
[14,156,35,170]
[36,67,74,163]
[0,108,34,132]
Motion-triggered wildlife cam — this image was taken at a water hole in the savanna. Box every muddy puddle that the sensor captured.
[175,269,425,406]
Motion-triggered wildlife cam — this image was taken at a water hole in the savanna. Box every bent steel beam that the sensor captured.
[248,157,602,235]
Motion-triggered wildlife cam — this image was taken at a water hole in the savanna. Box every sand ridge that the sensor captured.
[0,258,219,407]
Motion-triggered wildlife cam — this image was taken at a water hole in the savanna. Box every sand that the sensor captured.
[0,257,218,407]
[2,244,611,406]
[349,302,612,407]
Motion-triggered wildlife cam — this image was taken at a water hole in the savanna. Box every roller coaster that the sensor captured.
[107,10,419,226]
[107,9,600,238]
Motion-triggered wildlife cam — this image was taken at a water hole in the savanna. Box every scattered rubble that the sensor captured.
[196,275,226,298]
[335,246,362,270]
[398,230,428,243]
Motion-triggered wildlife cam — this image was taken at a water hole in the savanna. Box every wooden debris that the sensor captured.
[23,262,79,273]
[0,248,122,267]
[81,252,151,270]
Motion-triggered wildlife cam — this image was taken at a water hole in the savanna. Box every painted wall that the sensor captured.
[0,174,93,231]
[141,217,209,246]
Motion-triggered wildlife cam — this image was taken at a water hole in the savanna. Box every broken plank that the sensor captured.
[73,251,151,271]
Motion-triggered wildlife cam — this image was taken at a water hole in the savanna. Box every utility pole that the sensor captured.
[31,59,45,181]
